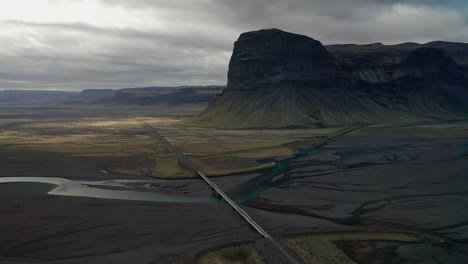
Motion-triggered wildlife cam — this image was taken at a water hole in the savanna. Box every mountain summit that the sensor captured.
[227,29,339,91]
[180,29,468,128]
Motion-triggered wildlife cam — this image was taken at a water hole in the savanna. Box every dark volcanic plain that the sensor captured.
[1,106,467,264]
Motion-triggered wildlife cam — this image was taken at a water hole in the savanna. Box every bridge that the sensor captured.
[142,121,301,264]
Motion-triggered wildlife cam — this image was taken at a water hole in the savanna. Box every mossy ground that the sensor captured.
[198,245,264,264]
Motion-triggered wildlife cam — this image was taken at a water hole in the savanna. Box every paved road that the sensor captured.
[142,121,301,264]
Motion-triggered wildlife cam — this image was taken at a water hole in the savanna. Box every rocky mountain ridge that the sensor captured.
[73,86,224,105]
[181,29,468,128]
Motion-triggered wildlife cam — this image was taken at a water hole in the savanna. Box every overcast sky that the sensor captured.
[0,0,467,91]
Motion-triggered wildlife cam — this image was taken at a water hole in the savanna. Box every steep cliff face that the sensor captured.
[227,29,339,91]
[180,29,468,129]
[327,42,468,84]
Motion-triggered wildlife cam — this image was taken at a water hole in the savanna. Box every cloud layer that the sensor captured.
[0,0,466,90]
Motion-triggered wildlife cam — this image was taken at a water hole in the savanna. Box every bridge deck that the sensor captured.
[142,121,301,264]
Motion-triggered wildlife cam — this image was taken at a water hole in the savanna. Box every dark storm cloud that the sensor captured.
[0,0,466,90]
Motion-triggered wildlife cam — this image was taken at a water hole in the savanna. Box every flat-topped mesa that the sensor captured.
[179,29,468,129]
[227,29,339,91]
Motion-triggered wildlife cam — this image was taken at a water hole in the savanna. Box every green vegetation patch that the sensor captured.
[198,245,264,264]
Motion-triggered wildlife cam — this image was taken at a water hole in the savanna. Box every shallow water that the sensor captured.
[0,177,215,203]
[1,137,467,206]
[229,137,468,203]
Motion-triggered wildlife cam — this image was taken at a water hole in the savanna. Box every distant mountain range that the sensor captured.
[0,86,224,106]
[73,86,224,105]
[180,29,468,128]
[0,90,78,105]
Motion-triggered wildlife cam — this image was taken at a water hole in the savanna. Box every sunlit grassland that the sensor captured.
[3,113,465,179]
[0,115,346,178]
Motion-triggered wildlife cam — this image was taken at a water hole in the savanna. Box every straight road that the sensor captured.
[142,121,301,264]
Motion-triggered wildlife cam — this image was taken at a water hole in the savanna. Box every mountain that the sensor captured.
[78,89,116,102]
[0,90,78,105]
[180,29,468,129]
[72,86,224,105]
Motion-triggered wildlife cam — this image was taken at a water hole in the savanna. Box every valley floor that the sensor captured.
[0,105,467,263]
